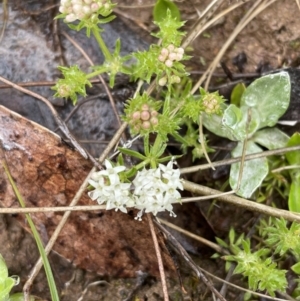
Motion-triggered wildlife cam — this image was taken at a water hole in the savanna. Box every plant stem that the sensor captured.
[92,27,112,61]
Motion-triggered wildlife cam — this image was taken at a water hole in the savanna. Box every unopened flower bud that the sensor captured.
[140,111,150,121]
[59,5,67,13]
[165,59,173,68]
[65,13,77,22]
[151,110,158,117]
[176,53,183,61]
[168,53,177,61]
[132,111,141,120]
[161,48,169,56]
[91,3,100,11]
[167,44,175,52]
[142,121,151,129]
[176,47,184,54]
[158,55,166,62]
[150,117,158,125]
[72,4,82,14]
[82,5,91,14]
[158,77,167,86]
[104,3,111,10]
[141,104,149,111]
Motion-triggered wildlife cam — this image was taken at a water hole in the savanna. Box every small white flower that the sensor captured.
[98,160,126,185]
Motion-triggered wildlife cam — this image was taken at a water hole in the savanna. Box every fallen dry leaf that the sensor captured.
[0,105,174,278]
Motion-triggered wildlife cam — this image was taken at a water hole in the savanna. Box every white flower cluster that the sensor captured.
[59,0,111,23]
[88,160,183,220]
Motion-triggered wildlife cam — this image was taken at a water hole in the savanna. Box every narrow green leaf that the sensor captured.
[215,237,228,248]
[291,262,300,275]
[230,82,246,106]
[2,162,60,301]
[229,228,235,245]
[288,180,300,213]
[285,132,300,166]
[118,147,146,160]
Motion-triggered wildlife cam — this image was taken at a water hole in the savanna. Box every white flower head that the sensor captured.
[87,159,182,221]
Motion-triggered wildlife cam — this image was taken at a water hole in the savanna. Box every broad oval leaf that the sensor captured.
[230,141,269,198]
[241,72,291,129]
[153,0,181,23]
[253,127,290,150]
[0,254,8,280]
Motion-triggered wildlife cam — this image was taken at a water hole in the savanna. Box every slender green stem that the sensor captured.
[172,131,189,146]
[134,158,151,171]
[92,27,112,61]
[86,68,107,79]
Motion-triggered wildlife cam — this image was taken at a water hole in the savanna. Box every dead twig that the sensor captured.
[147,214,169,301]
[154,219,227,301]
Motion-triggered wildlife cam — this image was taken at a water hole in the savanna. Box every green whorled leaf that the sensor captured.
[228,228,236,245]
[215,237,228,248]
[231,82,246,106]
[288,180,300,213]
[252,127,290,150]
[230,141,269,198]
[240,71,291,129]
[118,147,146,160]
[153,0,181,23]
[285,132,300,166]
[291,262,300,275]
[222,105,260,141]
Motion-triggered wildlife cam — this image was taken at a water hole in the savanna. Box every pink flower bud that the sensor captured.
[161,48,169,56]
[151,110,158,117]
[167,44,175,52]
[158,55,166,62]
[165,60,173,68]
[91,3,99,11]
[168,53,177,61]
[142,121,151,129]
[140,111,150,121]
[141,104,149,111]
[150,117,158,125]
[132,111,141,120]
